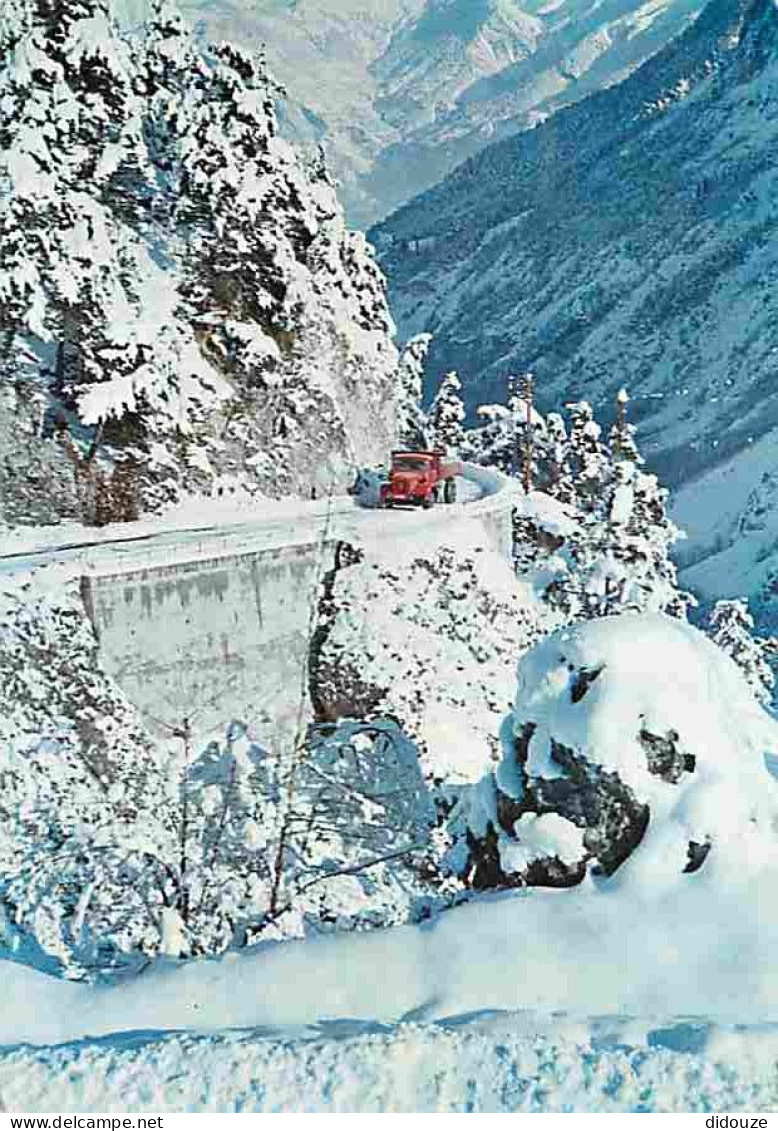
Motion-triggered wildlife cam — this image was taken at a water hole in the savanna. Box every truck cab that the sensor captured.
[380,450,460,509]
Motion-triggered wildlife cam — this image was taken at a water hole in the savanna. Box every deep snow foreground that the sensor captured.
[3,864,777,1050]
[3,616,778,1046]
[3,1015,778,1113]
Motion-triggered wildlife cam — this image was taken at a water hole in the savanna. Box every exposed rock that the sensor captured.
[466,724,649,889]
[684,838,712,874]
[640,727,696,784]
[570,664,605,704]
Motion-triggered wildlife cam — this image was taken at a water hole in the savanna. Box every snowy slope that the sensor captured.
[1,493,777,1108]
[373,0,777,493]
[670,428,778,625]
[145,0,704,228]
[3,864,778,1045]
[3,1015,778,1112]
[1,613,775,1046]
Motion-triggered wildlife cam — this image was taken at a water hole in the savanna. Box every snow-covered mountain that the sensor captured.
[159,0,703,228]
[0,0,402,524]
[372,0,778,602]
[374,0,774,476]
[671,427,778,631]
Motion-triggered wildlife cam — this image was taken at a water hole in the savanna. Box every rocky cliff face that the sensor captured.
[1,1,401,524]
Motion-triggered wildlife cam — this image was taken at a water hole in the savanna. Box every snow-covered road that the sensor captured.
[0,465,518,580]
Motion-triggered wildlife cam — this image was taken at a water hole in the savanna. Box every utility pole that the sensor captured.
[613,387,629,461]
[520,372,534,494]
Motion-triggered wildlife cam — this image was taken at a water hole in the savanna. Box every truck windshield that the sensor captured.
[393,457,429,471]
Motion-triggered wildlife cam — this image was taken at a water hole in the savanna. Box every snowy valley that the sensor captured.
[0,0,777,1116]
[129,0,706,230]
[373,0,778,629]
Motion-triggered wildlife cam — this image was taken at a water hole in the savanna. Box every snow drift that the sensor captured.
[474,613,778,890]
[2,613,777,1046]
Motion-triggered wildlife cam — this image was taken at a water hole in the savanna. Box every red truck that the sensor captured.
[380,450,461,509]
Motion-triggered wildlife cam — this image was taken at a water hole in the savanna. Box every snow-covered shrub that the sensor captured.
[276,719,452,934]
[463,614,778,892]
[0,581,450,974]
[171,716,445,953]
[0,583,176,977]
[311,533,555,784]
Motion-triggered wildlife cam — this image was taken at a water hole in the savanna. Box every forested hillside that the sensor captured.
[0,0,400,525]
[373,0,773,491]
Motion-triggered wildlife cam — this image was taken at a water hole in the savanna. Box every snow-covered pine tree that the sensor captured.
[462,385,547,484]
[592,457,689,617]
[0,0,131,397]
[0,0,231,521]
[707,599,775,705]
[429,370,465,454]
[608,387,642,464]
[1,0,401,522]
[565,400,612,515]
[461,403,513,473]
[396,333,431,448]
[138,12,400,498]
[462,388,688,621]
[544,411,575,503]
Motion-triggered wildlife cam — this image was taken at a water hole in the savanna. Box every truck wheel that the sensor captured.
[422,492,435,509]
[443,478,457,504]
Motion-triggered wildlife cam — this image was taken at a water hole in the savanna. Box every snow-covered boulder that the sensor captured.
[466,613,778,890]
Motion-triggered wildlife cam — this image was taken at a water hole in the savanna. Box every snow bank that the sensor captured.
[2,611,776,1049]
[3,1014,778,1113]
[1,857,778,1046]
[504,613,778,889]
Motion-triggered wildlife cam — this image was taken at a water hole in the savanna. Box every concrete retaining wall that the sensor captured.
[85,540,337,750]
[84,471,518,749]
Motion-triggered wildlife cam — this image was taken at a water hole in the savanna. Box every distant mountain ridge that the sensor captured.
[372,0,778,617]
[372,0,774,487]
[168,0,703,227]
